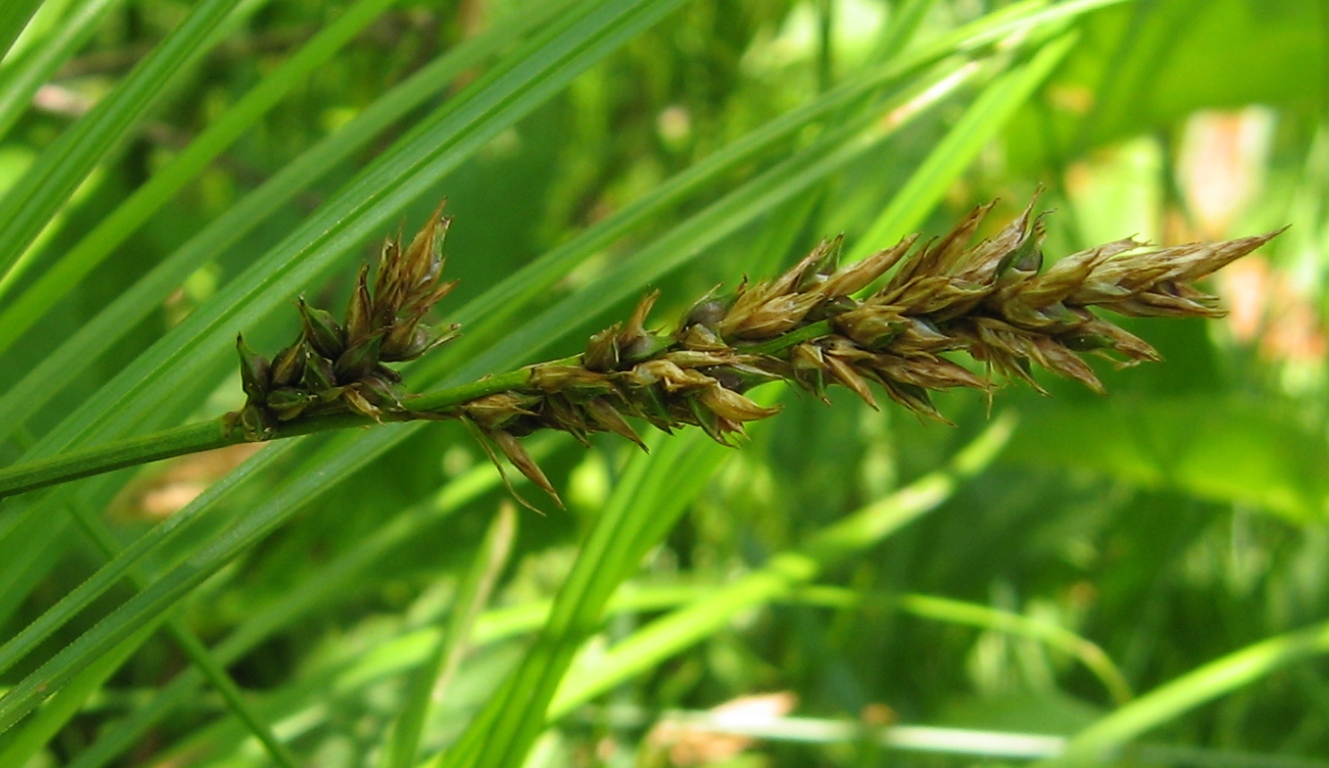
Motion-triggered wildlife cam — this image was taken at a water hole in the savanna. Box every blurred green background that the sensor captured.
[0,0,1326,766]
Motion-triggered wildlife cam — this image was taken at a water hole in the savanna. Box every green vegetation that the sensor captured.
[0,1,1325,766]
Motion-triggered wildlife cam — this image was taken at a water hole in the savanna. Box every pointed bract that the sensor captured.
[236,334,271,404]
[298,297,345,359]
[490,429,563,508]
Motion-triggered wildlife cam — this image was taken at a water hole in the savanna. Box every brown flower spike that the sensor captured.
[230,198,1280,509]
[455,199,1278,505]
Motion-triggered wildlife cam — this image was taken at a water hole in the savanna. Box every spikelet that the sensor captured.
[225,202,459,440]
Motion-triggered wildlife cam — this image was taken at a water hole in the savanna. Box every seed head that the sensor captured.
[227,203,461,439]
[228,196,1280,513]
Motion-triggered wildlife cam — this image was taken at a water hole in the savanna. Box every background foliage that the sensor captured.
[0,0,1326,766]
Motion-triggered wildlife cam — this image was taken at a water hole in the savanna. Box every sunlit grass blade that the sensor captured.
[1043,619,1329,766]
[847,30,1079,261]
[0,0,42,62]
[0,0,118,145]
[0,0,400,355]
[0,0,247,287]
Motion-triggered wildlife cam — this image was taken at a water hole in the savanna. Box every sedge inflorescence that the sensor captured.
[229,198,1279,508]
[225,202,459,441]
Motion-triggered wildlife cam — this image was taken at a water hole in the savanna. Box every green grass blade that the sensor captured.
[0,0,43,62]
[6,482,302,768]
[0,613,160,766]
[0,512,69,629]
[60,437,518,768]
[0,444,374,733]
[0,0,119,144]
[0,0,246,288]
[435,429,729,768]
[873,0,932,62]
[847,30,1079,261]
[1044,620,1329,766]
[0,441,295,677]
[0,0,400,355]
[381,503,517,768]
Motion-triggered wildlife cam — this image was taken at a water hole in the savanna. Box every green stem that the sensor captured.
[1,334,822,501]
[0,420,240,501]
[0,361,555,500]
[402,356,573,413]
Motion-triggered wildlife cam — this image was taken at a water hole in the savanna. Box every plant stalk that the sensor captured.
[0,361,570,500]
